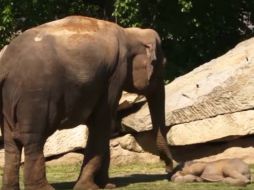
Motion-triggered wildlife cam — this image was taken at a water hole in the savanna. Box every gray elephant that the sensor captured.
[0,16,173,190]
[171,158,251,186]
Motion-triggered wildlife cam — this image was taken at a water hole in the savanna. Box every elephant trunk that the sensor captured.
[146,78,173,173]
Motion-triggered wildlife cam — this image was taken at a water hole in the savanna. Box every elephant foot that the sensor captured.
[165,162,173,173]
[74,181,100,190]
[2,184,20,190]
[25,182,55,190]
[104,183,116,189]
[74,182,116,190]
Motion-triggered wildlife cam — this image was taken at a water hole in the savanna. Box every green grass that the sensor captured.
[0,162,254,190]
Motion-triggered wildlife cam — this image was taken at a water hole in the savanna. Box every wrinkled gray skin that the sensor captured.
[171,158,251,186]
[0,16,173,190]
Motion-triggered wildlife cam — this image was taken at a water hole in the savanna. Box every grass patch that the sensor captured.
[0,162,254,190]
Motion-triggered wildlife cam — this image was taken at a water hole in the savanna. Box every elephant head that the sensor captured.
[123,28,173,172]
[123,28,166,93]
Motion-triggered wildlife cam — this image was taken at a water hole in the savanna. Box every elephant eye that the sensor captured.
[162,57,167,66]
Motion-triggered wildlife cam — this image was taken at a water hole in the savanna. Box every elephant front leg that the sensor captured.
[74,103,114,190]
[171,173,203,183]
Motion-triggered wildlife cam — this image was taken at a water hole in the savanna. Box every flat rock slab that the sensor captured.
[170,135,254,164]
[168,110,254,145]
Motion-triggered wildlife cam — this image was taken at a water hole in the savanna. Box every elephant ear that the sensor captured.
[145,43,157,62]
[125,27,160,90]
[132,44,156,90]
[144,42,156,80]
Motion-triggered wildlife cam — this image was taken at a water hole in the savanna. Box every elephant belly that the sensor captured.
[200,167,224,182]
[57,84,103,130]
[58,108,93,130]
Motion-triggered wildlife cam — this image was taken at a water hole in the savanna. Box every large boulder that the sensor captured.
[122,37,254,146]
[44,125,88,157]
[0,125,88,166]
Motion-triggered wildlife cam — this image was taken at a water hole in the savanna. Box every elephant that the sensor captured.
[171,158,251,186]
[0,16,173,190]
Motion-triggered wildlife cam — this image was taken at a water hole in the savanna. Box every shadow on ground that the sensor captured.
[51,173,168,189]
[52,182,75,190]
[111,173,168,187]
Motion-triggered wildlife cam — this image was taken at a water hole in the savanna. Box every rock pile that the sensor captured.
[1,37,254,166]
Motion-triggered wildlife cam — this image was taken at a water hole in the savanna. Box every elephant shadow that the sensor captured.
[51,182,74,190]
[51,173,168,189]
[110,173,168,187]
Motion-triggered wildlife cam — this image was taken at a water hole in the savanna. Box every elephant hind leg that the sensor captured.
[2,119,22,190]
[223,169,251,186]
[16,100,55,190]
[23,139,54,190]
[222,177,250,186]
